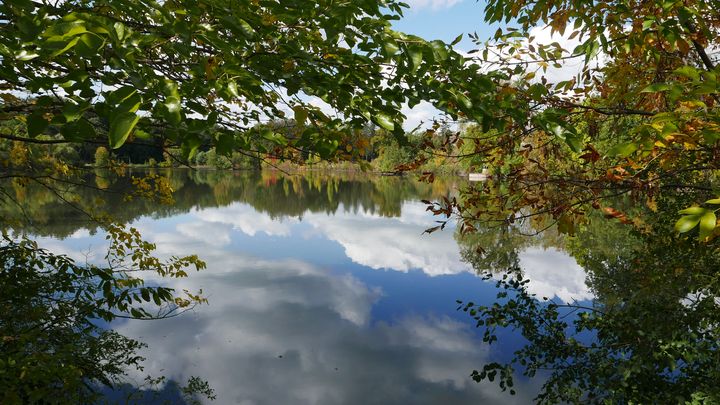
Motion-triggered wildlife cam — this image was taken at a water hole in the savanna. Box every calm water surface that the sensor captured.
[31,170,591,404]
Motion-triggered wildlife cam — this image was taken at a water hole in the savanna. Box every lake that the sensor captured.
[10,169,600,404]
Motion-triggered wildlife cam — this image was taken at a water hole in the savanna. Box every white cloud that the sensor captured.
[32,234,108,264]
[68,228,91,239]
[301,203,593,303]
[129,200,592,303]
[405,0,463,11]
[401,101,443,131]
[524,25,605,85]
[464,24,607,90]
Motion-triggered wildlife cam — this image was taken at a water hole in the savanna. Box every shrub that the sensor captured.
[94,146,110,167]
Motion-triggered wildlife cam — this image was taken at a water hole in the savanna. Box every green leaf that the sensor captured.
[455,92,473,110]
[374,113,395,131]
[226,81,239,99]
[207,110,219,126]
[234,18,255,38]
[219,15,252,38]
[162,96,182,125]
[16,15,42,39]
[181,134,202,160]
[107,87,137,105]
[674,66,700,81]
[698,211,717,240]
[315,138,339,159]
[293,106,307,125]
[102,280,112,299]
[75,33,104,57]
[216,133,235,155]
[451,33,463,46]
[641,83,672,93]
[15,50,39,61]
[42,21,87,39]
[430,40,448,62]
[383,39,400,56]
[528,83,548,100]
[113,22,126,41]
[161,79,180,99]
[565,134,583,153]
[675,215,701,233]
[62,103,83,122]
[408,47,423,72]
[60,119,96,141]
[548,124,581,152]
[704,198,720,205]
[134,129,151,140]
[607,141,638,157]
[678,206,707,215]
[108,112,140,149]
[261,129,287,146]
[117,93,142,114]
[49,36,81,57]
[27,112,49,137]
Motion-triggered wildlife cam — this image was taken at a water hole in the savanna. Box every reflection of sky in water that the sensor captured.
[40,199,592,404]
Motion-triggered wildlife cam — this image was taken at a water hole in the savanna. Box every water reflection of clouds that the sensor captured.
[34,198,593,307]
[31,200,589,403]
[304,203,466,276]
[519,248,593,303]
[33,233,108,264]
[177,220,233,246]
[192,204,298,237]
[174,201,592,303]
[304,204,593,303]
[113,246,537,404]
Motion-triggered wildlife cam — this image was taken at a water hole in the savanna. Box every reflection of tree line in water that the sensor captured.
[1,169,460,238]
[454,191,720,403]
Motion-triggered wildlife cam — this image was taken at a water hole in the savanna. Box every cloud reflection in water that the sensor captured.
[184,201,591,302]
[41,192,588,403]
[114,245,537,404]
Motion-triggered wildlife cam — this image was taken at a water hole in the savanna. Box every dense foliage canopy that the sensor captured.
[0,225,208,403]
[417,0,720,241]
[437,1,720,401]
[0,0,481,163]
[457,191,720,404]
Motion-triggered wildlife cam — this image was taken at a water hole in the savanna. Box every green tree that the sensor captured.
[414,0,719,239]
[94,145,110,167]
[0,225,209,404]
[373,137,415,172]
[459,193,720,403]
[427,3,719,398]
[0,0,476,163]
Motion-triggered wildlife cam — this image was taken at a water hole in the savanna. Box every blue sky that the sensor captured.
[385,0,506,128]
[390,0,500,51]
[386,0,586,128]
